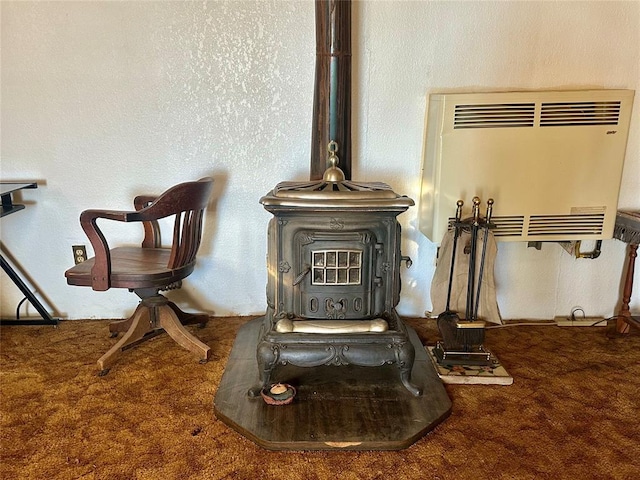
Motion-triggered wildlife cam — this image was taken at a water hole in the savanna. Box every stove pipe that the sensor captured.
[310,0,352,181]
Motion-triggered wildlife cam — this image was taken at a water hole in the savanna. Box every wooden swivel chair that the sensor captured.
[65,178,214,375]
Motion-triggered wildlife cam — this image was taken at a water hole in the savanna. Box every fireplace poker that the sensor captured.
[465,197,481,321]
[473,198,494,320]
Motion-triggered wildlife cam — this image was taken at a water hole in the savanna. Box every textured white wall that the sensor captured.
[1,1,638,321]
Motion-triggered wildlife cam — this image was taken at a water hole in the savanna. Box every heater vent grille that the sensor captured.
[454,103,535,129]
[446,214,606,239]
[491,216,526,237]
[527,213,605,237]
[448,215,525,238]
[540,101,621,126]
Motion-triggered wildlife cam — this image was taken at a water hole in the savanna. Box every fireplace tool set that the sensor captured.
[434,196,495,366]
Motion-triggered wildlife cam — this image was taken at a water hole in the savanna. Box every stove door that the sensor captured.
[293,230,378,319]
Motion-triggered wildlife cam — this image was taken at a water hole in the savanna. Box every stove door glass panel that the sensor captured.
[311,250,362,286]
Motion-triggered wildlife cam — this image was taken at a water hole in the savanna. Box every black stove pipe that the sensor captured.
[310,0,352,181]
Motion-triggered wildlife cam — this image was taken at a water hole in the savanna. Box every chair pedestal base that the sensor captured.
[97,296,210,374]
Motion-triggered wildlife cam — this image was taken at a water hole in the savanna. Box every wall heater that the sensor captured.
[418,89,635,243]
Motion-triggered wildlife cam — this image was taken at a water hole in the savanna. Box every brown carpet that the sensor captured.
[1,316,638,479]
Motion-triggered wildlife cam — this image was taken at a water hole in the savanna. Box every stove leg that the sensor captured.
[396,342,421,396]
[250,341,279,397]
[400,372,422,397]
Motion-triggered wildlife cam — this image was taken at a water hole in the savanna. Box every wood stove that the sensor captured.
[215,2,451,450]
[250,144,421,396]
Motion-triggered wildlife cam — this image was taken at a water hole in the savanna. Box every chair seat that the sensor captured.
[65,246,195,290]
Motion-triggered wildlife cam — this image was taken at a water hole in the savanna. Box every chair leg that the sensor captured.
[167,300,210,328]
[157,304,211,362]
[108,316,135,337]
[97,304,153,374]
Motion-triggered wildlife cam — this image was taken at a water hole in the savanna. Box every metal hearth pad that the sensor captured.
[213,317,452,451]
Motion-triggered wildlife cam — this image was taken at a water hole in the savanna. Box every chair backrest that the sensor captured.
[134,177,214,270]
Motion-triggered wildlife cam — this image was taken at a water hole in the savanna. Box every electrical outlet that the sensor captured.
[554,316,606,327]
[72,245,87,265]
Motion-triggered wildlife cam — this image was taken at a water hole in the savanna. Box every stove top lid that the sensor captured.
[260,178,414,209]
[261,143,414,209]
[271,178,399,199]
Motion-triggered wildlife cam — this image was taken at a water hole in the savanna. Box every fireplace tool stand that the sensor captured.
[434,197,495,367]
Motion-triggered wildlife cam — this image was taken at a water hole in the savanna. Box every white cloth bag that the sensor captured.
[430,228,502,325]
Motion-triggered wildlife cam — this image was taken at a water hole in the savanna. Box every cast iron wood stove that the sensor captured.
[250,143,421,397]
[215,2,451,450]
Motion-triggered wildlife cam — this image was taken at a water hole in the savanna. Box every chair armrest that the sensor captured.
[79,209,132,291]
[134,195,161,248]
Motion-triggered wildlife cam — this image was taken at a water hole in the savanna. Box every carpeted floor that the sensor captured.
[1,316,638,479]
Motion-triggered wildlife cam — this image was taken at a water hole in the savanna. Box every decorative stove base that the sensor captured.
[214,317,452,450]
[251,309,422,397]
